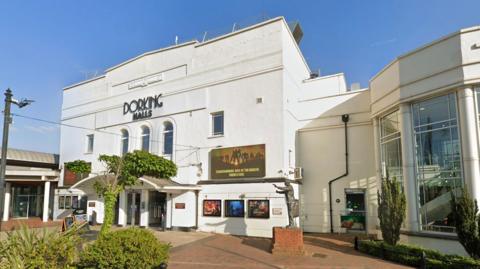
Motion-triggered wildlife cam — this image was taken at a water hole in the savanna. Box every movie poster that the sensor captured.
[225,200,245,217]
[210,144,266,179]
[248,200,270,219]
[203,200,221,217]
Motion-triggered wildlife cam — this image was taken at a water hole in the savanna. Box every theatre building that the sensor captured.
[1,148,59,225]
[56,16,480,255]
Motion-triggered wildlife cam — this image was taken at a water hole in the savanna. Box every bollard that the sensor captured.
[354,236,358,250]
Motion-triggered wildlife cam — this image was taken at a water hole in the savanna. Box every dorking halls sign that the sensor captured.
[210,144,265,179]
[123,94,163,120]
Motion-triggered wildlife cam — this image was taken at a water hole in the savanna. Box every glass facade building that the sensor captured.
[412,93,463,232]
[380,110,403,182]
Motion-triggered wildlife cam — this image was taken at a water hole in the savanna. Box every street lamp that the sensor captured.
[0,88,33,229]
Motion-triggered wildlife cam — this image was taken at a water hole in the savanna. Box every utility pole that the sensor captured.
[0,89,33,230]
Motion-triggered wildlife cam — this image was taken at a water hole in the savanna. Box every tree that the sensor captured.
[450,188,480,259]
[95,150,177,235]
[377,175,406,245]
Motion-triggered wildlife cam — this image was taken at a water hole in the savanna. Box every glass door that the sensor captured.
[126,192,141,225]
[13,195,29,218]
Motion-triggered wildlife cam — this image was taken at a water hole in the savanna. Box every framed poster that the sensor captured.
[203,200,221,217]
[248,200,270,219]
[225,200,245,217]
[210,144,265,179]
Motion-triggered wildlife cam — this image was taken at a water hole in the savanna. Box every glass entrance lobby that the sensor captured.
[11,184,44,219]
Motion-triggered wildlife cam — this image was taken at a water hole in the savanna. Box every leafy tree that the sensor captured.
[377,175,406,245]
[450,188,480,259]
[95,150,177,235]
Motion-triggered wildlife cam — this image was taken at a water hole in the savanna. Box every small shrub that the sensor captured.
[0,225,81,269]
[78,228,170,269]
[450,188,480,259]
[377,175,406,245]
[358,240,480,269]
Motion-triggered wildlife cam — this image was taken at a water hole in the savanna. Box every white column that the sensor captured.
[42,181,51,222]
[458,87,480,201]
[140,190,149,227]
[399,103,419,232]
[118,191,127,227]
[2,182,11,221]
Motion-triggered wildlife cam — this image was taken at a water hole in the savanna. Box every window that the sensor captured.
[121,129,129,155]
[163,122,173,155]
[211,111,224,136]
[58,195,84,210]
[380,110,403,182]
[86,134,94,153]
[412,93,463,233]
[141,126,150,152]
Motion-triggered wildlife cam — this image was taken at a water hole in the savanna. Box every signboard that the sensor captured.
[248,200,270,219]
[203,200,221,217]
[62,216,74,232]
[225,200,245,217]
[210,144,265,179]
[340,215,366,230]
[175,203,186,209]
[123,94,163,120]
[272,208,282,216]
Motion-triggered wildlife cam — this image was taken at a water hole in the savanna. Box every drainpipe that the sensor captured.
[194,190,199,229]
[328,114,349,233]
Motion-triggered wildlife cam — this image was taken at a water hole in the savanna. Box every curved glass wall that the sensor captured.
[412,93,463,233]
[380,110,403,183]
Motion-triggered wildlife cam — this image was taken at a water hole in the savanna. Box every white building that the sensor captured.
[55,17,480,255]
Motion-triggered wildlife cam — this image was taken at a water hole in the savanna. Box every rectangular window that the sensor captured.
[379,110,403,182]
[211,112,224,136]
[58,195,83,210]
[86,134,94,153]
[412,93,462,233]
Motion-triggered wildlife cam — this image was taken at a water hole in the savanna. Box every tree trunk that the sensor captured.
[100,190,117,235]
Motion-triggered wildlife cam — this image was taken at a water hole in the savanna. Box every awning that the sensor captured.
[68,174,201,194]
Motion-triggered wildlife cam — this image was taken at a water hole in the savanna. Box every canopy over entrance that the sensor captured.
[68,174,201,194]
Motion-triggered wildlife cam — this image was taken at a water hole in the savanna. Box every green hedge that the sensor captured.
[358,240,480,269]
[78,228,170,269]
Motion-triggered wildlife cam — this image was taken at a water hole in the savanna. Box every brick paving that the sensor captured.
[168,233,412,269]
[0,218,62,231]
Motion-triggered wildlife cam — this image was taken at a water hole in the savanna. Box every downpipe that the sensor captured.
[328,114,349,233]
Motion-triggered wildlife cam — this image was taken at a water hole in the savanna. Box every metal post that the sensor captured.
[0,89,13,230]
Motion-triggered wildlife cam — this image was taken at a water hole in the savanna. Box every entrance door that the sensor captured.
[13,196,29,218]
[344,189,366,231]
[148,191,166,227]
[126,192,141,225]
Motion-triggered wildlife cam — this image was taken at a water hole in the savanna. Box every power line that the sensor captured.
[10,113,218,151]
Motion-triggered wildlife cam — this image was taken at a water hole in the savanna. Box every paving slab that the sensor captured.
[168,233,412,269]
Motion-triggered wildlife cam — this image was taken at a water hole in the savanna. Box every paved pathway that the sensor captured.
[167,233,412,269]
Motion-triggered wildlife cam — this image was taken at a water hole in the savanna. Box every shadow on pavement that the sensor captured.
[238,236,272,253]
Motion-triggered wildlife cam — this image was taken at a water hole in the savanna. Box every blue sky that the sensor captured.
[1,0,479,154]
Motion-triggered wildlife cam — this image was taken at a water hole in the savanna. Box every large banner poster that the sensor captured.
[210,144,266,179]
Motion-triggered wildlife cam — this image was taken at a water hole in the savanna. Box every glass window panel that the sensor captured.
[413,93,462,233]
[380,110,403,182]
[72,196,79,209]
[65,196,72,209]
[163,122,173,155]
[86,134,94,153]
[212,112,224,136]
[141,126,150,152]
[121,130,129,155]
[59,196,65,210]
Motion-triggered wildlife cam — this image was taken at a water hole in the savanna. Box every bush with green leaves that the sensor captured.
[65,160,91,175]
[377,175,406,245]
[0,225,81,269]
[450,188,480,259]
[358,240,480,268]
[78,228,170,269]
